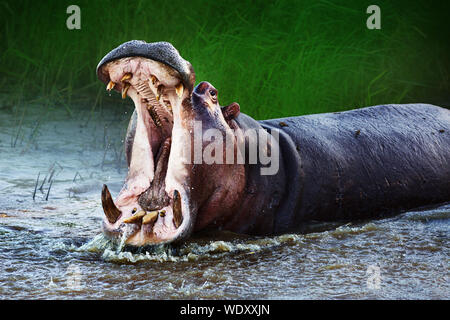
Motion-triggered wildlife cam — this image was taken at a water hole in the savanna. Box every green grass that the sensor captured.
[1,0,449,119]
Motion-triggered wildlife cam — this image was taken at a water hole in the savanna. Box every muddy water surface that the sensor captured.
[0,104,448,299]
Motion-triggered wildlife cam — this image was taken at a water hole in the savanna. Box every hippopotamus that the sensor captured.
[96,40,450,246]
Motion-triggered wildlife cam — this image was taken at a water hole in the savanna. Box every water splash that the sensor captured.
[63,231,307,264]
[116,231,128,254]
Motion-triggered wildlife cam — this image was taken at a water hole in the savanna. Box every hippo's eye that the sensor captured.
[209,90,216,97]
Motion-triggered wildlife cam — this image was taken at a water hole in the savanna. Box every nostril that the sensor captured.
[194,81,210,94]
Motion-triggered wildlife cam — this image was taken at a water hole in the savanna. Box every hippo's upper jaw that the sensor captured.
[97,41,196,246]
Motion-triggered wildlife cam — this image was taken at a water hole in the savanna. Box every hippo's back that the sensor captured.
[260,104,450,223]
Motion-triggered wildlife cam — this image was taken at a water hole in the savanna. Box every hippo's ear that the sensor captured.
[222,102,240,121]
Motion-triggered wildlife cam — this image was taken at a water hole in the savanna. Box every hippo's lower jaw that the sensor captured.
[98,54,195,246]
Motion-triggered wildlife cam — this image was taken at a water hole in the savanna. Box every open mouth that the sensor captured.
[96,41,195,246]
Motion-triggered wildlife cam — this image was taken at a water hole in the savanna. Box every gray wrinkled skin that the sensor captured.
[258,103,450,233]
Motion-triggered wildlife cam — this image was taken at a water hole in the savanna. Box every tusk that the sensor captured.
[142,211,158,225]
[150,75,157,85]
[173,190,183,228]
[123,210,146,224]
[121,73,132,82]
[122,83,130,99]
[101,184,121,224]
[106,80,115,91]
[175,83,184,98]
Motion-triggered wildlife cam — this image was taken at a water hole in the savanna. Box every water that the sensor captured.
[0,103,448,299]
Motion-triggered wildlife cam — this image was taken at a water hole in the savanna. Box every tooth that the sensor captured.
[122,83,130,99]
[173,190,183,228]
[142,211,158,225]
[148,106,162,127]
[175,83,184,98]
[123,210,146,223]
[101,185,121,224]
[121,73,132,82]
[106,80,115,91]
[150,75,157,85]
